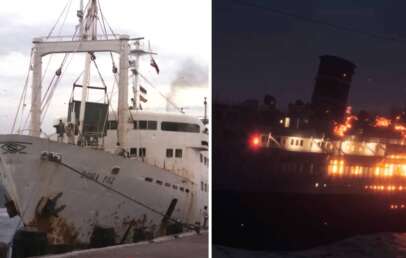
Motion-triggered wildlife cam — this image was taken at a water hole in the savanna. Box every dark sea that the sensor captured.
[214,234,406,258]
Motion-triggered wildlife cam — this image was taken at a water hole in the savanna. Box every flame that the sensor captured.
[394,124,406,139]
[373,115,406,139]
[333,106,358,137]
[375,116,391,127]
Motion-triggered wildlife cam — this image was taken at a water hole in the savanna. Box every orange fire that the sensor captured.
[375,116,391,127]
[373,115,406,139]
[333,106,358,137]
[394,124,406,139]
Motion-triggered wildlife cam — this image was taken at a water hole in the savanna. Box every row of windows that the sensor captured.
[134,120,157,130]
[278,137,331,149]
[161,122,200,133]
[107,120,200,133]
[278,138,305,147]
[166,148,183,158]
[130,147,146,157]
[145,177,190,193]
[200,154,209,166]
[201,181,208,192]
[128,147,185,159]
[290,139,304,146]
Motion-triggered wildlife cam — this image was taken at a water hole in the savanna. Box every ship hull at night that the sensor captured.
[214,145,406,250]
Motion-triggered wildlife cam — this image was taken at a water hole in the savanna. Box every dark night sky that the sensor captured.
[214,0,406,113]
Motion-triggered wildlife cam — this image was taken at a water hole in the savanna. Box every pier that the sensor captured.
[32,231,208,258]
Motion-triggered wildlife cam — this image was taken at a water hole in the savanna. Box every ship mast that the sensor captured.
[78,0,98,140]
[29,0,129,148]
[131,40,141,109]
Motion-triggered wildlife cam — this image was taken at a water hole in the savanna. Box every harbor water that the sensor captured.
[214,233,406,258]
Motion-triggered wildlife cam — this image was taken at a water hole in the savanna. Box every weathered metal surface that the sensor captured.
[30,212,79,245]
[0,134,207,249]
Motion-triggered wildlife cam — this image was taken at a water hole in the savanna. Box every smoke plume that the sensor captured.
[166,58,208,111]
[171,59,208,88]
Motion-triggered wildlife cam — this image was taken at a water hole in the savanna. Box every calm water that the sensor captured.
[214,233,406,258]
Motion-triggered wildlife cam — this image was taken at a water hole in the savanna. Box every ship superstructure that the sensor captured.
[0,0,208,249]
[213,55,406,250]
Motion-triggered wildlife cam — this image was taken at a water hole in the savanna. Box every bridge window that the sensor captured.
[161,122,200,133]
[147,121,157,129]
[175,149,183,158]
[134,120,157,130]
[139,120,147,129]
[130,148,137,157]
[139,148,146,157]
[107,120,117,130]
[166,149,173,158]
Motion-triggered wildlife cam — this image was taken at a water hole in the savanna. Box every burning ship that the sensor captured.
[0,0,208,254]
[214,55,406,250]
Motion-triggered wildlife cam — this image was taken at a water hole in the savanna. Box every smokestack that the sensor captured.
[311,55,356,122]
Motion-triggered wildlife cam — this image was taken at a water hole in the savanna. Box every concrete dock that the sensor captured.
[35,231,208,258]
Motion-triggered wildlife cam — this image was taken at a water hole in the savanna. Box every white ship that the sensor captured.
[0,0,208,248]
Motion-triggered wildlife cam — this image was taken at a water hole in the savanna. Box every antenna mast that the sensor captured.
[202,97,208,125]
[131,40,141,109]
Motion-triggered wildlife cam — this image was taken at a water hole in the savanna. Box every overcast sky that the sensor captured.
[0,0,210,133]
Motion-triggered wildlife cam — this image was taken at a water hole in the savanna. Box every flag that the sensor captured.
[131,68,138,75]
[140,85,147,95]
[140,95,148,103]
[150,57,159,74]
